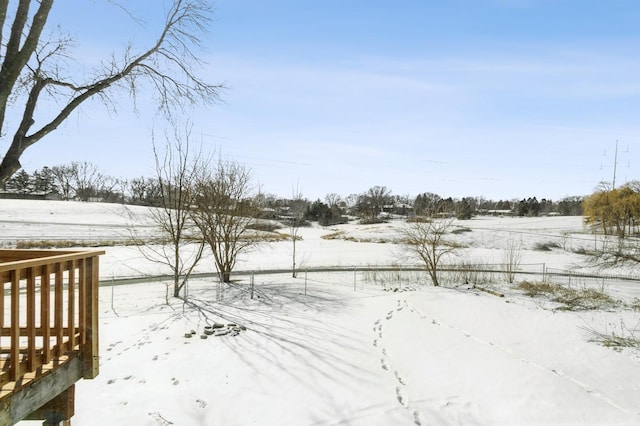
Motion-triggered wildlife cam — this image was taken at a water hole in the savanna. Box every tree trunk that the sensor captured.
[173,281,182,298]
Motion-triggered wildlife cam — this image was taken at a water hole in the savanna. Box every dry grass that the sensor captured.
[321,231,393,244]
[257,232,290,242]
[16,239,140,249]
[516,280,620,311]
[581,320,640,349]
[14,231,289,248]
[533,241,561,251]
[321,231,344,240]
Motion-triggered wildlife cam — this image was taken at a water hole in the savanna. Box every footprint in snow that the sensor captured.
[413,410,423,426]
[394,370,406,385]
[395,386,407,406]
[381,358,389,371]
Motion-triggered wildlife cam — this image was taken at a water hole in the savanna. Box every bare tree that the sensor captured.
[357,185,392,220]
[502,236,522,284]
[136,126,208,302]
[289,184,307,278]
[70,161,105,201]
[414,192,442,217]
[0,0,222,185]
[401,217,458,286]
[324,193,341,209]
[191,159,258,283]
[50,163,75,200]
[128,176,162,206]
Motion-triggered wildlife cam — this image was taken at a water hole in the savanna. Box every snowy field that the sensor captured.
[3,200,640,425]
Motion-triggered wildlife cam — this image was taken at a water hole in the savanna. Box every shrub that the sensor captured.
[517,280,560,297]
[359,217,387,225]
[247,221,282,232]
[450,227,472,235]
[516,280,620,311]
[533,241,561,251]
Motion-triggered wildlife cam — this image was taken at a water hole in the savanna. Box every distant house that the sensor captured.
[0,191,60,201]
[481,209,514,217]
[382,203,413,217]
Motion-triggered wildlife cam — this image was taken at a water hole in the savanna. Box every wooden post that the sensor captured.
[82,256,99,379]
[10,269,20,381]
[27,267,36,371]
[54,263,64,357]
[41,264,51,364]
[67,261,76,350]
[78,260,85,345]
[25,384,75,425]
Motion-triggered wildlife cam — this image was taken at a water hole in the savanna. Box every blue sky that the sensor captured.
[15,0,640,201]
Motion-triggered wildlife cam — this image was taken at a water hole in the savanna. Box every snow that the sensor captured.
[3,199,639,425]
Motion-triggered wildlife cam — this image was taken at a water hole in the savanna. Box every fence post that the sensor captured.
[250,273,255,299]
[354,267,357,291]
[304,269,307,295]
[111,275,115,314]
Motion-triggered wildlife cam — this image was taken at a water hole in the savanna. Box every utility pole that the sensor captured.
[612,139,618,190]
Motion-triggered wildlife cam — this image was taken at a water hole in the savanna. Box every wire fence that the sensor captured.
[104,262,640,292]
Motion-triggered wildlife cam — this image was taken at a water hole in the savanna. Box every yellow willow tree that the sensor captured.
[584,183,640,238]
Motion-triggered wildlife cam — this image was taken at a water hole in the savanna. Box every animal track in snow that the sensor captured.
[413,410,423,426]
[381,358,389,371]
[396,386,407,406]
[394,370,406,385]
[371,302,426,425]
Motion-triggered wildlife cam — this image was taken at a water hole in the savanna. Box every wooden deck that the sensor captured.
[0,249,103,425]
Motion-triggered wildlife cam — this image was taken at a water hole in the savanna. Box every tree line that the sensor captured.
[1,164,586,219]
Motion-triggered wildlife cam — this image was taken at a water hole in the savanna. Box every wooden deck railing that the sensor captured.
[0,249,104,398]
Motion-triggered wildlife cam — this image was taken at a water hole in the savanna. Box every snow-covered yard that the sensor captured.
[3,200,639,425]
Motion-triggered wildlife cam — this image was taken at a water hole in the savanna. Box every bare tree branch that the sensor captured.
[0,0,223,185]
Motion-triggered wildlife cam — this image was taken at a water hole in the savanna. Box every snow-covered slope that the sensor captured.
[3,199,638,425]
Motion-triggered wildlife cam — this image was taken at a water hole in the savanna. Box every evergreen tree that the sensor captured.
[456,198,474,220]
[6,170,32,194]
[33,166,55,193]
